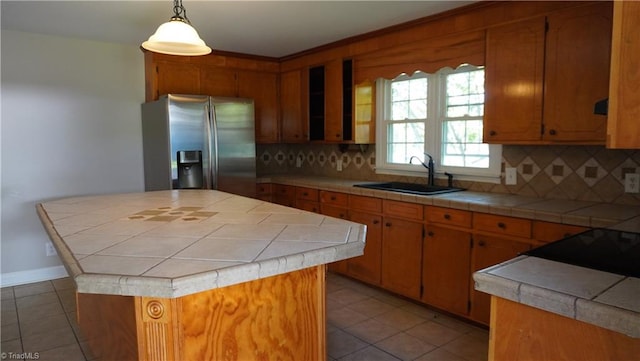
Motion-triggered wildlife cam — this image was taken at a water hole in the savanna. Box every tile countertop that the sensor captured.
[261,176,640,338]
[36,190,366,298]
[259,176,640,230]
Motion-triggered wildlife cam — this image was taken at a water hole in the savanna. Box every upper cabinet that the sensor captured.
[607,1,640,149]
[280,69,308,143]
[306,60,374,143]
[143,51,280,144]
[484,2,613,144]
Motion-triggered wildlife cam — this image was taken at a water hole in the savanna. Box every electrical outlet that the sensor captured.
[625,173,640,193]
[336,159,343,172]
[296,155,303,168]
[505,167,517,185]
[45,242,57,256]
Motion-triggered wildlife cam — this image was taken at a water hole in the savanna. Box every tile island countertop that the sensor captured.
[36,190,366,298]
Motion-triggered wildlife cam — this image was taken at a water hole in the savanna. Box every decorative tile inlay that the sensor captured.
[519,156,540,183]
[306,151,316,165]
[317,151,327,167]
[612,158,639,184]
[125,207,217,223]
[353,153,365,169]
[274,150,286,165]
[260,150,272,165]
[544,158,571,185]
[577,158,605,187]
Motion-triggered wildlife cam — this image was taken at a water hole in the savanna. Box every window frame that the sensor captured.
[375,66,502,183]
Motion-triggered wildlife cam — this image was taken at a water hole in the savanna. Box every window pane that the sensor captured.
[409,100,427,119]
[445,69,485,118]
[392,101,408,120]
[392,81,409,101]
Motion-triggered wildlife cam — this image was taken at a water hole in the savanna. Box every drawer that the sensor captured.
[273,184,295,198]
[426,206,472,228]
[321,204,349,219]
[473,213,532,238]
[296,187,319,201]
[349,195,382,213]
[383,200,423,221]
[320,191,349,207]
[532,221,588,243]
[256,183,273,195]
[296,199,320,213]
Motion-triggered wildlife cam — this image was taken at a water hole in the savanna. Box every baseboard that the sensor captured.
[1,265,69,287]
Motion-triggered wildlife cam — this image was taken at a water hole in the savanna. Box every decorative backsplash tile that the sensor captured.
[257,144,640,206]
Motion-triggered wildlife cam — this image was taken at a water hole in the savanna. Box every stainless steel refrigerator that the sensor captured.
[141,94,256,198]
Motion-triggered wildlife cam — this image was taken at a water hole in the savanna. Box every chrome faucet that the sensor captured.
[409,153,435,186]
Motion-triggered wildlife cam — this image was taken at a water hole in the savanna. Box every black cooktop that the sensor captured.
[524,228,640,278]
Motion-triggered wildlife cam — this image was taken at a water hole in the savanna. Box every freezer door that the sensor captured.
[167,95,211,189]
[211,97,256,198]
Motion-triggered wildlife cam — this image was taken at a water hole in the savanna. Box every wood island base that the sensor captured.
[489,296,640,361]
[77,265,327,361]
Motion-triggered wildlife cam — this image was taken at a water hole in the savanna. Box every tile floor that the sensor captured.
[1,273,488,361]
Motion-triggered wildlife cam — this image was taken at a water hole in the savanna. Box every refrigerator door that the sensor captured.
[211,97,257,198]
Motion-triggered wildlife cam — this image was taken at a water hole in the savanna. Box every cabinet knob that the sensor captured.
[336,133,341,138]
[478,240,486,247]
[444,214,451,220]
[427,231,434,237]
[339,213,346,219]
[330,196,336,201]
[385,222,392,227]
[489,130,497,136]
[372,219,380,225]
[497,222,506,229]
[549,129,557,136]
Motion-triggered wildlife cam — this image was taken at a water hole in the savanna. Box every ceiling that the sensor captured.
[1,1,476,58]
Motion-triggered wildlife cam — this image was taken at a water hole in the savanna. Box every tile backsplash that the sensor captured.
[257,144,640,206]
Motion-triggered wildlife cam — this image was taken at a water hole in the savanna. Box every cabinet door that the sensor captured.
[200,67,237,97]
[156,62,201,98]
[470,235,531,325]
[324,60,343,142]
[348,210,382,286]
[532,221,588,244]
[422,226,472,316]
[607,1,640,149]
[381,217,423,300]
[543,2,612,142]
[280,70,308,142]
[273,184,296,207]
[238,71,279,143]
[484,17,545,143]
[354,80,376,144]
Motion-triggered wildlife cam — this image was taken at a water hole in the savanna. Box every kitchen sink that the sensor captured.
[353,182,465,195]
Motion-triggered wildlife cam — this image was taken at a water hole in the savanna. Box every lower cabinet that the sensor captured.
[381,200,424,300]
[348,210,382,286]
[469,235,532,324]
[422,226,472,316]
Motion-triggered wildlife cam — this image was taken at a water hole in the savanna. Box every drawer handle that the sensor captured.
[331,196,336,201]
[303,192,308,196]
[385,222,392,227]
[372,220,380,225]
[339,213,346,219]
[497,222,506,229]
[478,240,486,247]
[549,129,557,136]
[427,231,434,237]
[444,214,451,220]
[489,130,497,136]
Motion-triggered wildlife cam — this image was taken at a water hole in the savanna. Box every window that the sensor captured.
[376,65,501,182]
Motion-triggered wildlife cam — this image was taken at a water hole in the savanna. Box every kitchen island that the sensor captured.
[36,190,366,361]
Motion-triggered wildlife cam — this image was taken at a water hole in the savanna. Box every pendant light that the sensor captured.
[142,0,211,56]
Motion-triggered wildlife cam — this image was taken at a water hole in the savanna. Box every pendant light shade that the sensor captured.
[142,0,211,56]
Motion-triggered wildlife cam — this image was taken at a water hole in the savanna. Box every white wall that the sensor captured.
[1,30,145,285]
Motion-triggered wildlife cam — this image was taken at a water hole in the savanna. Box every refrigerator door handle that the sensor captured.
[208,101,219,190]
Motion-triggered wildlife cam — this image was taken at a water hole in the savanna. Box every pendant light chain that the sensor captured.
[172,0,191,24]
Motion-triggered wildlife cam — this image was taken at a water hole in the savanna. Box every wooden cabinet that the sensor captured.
[320,191,349,273]
[532,221,588,244]
[607,1,640,149]
[238,71,279,143]
[256,183,273,202]
[280,69,308,142]
[422,226,471,316]
[349,209,382,286]
[200,66,237,97]
[295,187,319,213]
[484,16,545,143]
[484,2,612,144]
[474,213,532,239]
[272,184,296,207]
[381,200,423,300]
[543,3,612,142]
[470,235,532,325]
[155,62,201,97]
